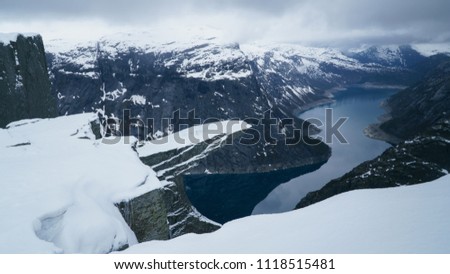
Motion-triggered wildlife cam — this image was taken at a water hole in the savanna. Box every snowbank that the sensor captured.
[123,174,450,253]
[0,113,162,253]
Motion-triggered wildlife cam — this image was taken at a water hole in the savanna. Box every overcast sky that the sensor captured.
[1,0,449,47]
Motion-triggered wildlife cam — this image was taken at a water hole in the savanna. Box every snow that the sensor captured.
[122,175,450,254]
[138,120,250,157]
[241,42,368,77]
[44,31,450,87]
[46,32,253,82]
[123,95,146,105]
[0,113,163,253]
[349,45,407,65]
[412,43,450,57]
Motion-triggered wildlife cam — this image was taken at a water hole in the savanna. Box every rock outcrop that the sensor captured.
[0,34,55,127]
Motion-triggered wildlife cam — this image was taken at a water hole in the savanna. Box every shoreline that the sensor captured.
[295,83,404,145]
[348,83,408,90]
[363,123,402,145]
[295,83,404,117]
[293,98,334,116]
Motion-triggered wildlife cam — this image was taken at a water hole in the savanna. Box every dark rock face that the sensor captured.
[0,34,55,127]
[118,188,170,242]
[118,132,243,242]
[162,177,220,238]
[117,176,220,243]
[380,56,450,139]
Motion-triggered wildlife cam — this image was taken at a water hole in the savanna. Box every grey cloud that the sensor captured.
[0,0,449,47]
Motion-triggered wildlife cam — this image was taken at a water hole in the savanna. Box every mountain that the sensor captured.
[379,56,450,139]
[347,45,427,68]
[45,34,338,175]
[44,34,433,176]
[0,33,56,127]
[46,36,427,118]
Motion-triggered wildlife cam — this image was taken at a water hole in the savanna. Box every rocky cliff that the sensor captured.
[379,55,450,139]
[0,34,55,127]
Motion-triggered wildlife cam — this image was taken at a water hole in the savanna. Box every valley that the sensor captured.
[1,32,449,253]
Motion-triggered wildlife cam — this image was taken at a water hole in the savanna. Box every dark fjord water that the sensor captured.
[185,88,397,224]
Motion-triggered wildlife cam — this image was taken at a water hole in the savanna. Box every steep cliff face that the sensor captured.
[0,34,55,127]
[117,177,220,243]
[380,56,450,139]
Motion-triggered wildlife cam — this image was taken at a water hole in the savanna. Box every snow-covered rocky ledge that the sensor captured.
[0,113,162,253]
[122,174,450,254]
[0,113,248,253]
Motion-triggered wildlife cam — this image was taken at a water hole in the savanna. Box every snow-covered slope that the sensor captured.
[45,33,433,125]
[0,113,163,253]
[0,113,252,253]
[347,45,427,68]
[47,33,252,82]
[122,174,450,253]
[137,120,250,157]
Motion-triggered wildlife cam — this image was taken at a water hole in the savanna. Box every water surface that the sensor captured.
[185,88,396,223]
[252,88,395,214]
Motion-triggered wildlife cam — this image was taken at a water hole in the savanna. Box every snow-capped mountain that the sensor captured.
[45,33,340,175]
[42,32,443,177]
[45,33,426,120]
[347,45,427,68]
